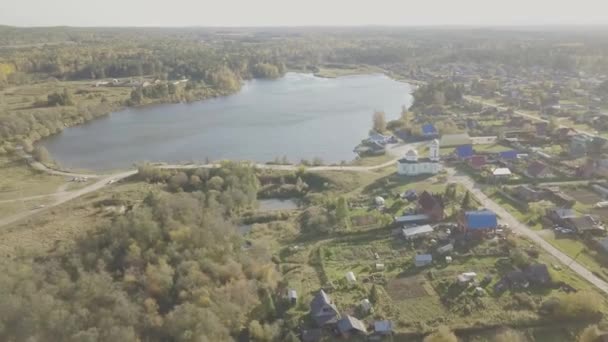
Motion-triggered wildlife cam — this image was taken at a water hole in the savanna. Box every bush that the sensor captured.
[543,292,601,320]
[424,326,458,342]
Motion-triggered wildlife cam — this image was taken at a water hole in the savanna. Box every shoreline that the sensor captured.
[27,69,416,173]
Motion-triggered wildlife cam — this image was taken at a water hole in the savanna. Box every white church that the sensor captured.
[397,139,442,176]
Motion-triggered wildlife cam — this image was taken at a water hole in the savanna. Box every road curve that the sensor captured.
[446,167,608,295]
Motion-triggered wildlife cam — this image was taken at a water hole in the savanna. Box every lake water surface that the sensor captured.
[41,73,412,170]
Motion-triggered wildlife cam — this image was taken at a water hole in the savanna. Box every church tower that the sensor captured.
[429,139,440,162]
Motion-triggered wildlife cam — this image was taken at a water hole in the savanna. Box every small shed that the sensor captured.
[374,320,393,335]
[346,271,357,284]
[492,168,512,178]
[394,214,431,225]
[437,243,454,255]
[402,224,434,240]
[457,272,477,284]
[415,254,433,267]
[288,289,298,305]
[374,196,385,206]
[445,256,453,263]
[375,263,385,271]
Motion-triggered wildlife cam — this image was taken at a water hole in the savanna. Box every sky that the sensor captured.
[1,0,608,27]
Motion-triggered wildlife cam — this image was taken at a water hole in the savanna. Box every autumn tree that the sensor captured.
[33,145,51,164]
[373,111,387,132]
[424,326,458,342]
[494,328,528,342]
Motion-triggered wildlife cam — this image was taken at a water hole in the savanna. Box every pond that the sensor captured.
[257,198,300,212]
[40,73,412,170]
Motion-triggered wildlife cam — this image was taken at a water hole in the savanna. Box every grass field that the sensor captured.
[0,156,67,201]
[0,180,153,258]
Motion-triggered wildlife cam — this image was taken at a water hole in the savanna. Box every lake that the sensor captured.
[40,73,412,170]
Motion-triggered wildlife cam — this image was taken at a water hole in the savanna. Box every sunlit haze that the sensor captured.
[1,0,608,27]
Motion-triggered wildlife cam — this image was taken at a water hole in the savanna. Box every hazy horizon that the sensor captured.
[1,0,608,27]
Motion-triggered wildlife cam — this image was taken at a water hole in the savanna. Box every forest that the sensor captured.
[0,163,303,341]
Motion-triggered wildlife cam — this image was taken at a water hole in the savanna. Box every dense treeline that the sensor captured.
[3,26,608,154]
[0,164,290,341]
[412,80,464,109]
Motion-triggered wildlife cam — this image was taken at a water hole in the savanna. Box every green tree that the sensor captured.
[168,172,189,191]
[130,87,143,105]
[461,191,472,210]
[335,197,349,223]
[369,284,381,304]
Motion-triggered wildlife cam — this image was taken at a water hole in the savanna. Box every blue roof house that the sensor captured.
[461,210,498,231]
[499,150,519,160]
[422,124,438,137]
[456,145,474,159]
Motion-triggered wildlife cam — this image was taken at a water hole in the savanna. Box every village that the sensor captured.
[266,63,608,340]
[258,124,608,340]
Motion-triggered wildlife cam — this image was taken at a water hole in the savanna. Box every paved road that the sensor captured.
[447,167,608,294]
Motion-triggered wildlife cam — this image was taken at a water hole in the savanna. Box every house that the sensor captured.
[398,139,441,176]
[367,132,394,146]
[469,155,487,169]
[499,150,519,160]
[309,290,340,326]
[460,210,498,232]
[374,320,393,335]
[415,254,433,267]
[524,264,552,286]
[525,161,552,178]
[565,215,604,233]
[422,124,439,138]
[492,168,512,178]
[394,214,430,225]
[546,208,577,226]
[402,225,434,240]
[417,191,445,222]
[455,144,474,159]
[337,316,367,336]
[513,185,541,202]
